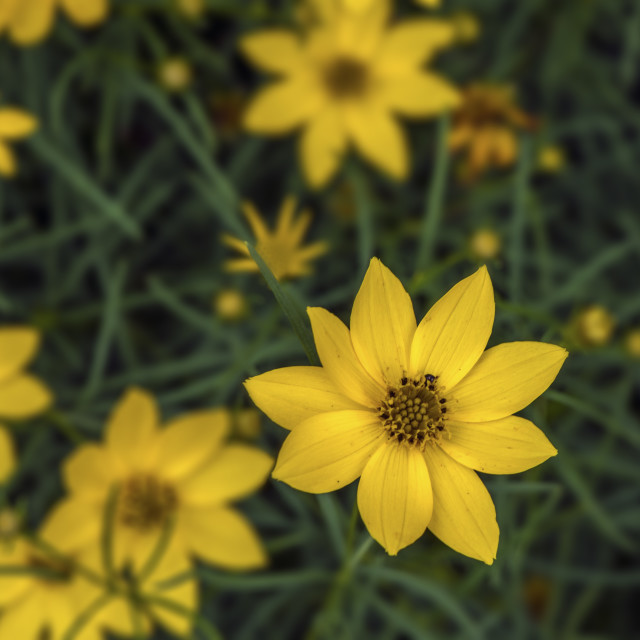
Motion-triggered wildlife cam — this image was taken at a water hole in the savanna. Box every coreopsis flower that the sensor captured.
[0,107,38,178]
[469,229,501,261]
[450,83,537,181]
[223,197,328,281]
[573,305,615,347]
[47,388,272,572]
[242,1,460,187]
[0,327,52,483]
[0,0,108,46]
[246,260,567,562]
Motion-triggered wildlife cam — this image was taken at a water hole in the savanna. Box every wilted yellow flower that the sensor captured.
[450,84,537,181]
[624,329,640,358]
[470,229,501,261]
[214,288,248,322]
[242,1,459,187]
[223,197,328,281]
[0,0,108,46]
[537,144,566,173]
[48,388,272,572]
[175,0,205,19]
[0,107,38,178]
[246,260,566,562]
[0,327,52,483]
[574,305,615,347]
[157,57,193,92]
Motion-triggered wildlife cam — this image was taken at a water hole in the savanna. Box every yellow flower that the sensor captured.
[0,107,38,178]
[574,305,615,347]
[0,327,52,483]
[246,260,566,562]
[537,144,566,173]
[449,84,537,181]
[242,1,460,187]
[157,57,193,92]
[47,388,273,572]
[223,197,328,281]
[0,0,108,46]
[624,329,640,358]
[214,288,248,322]
[341,0,440,12]
[469,228,501,261]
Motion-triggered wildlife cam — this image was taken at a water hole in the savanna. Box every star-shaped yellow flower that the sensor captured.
[245,260,567,562]
[0,108,38,178]
[223,197,328,281]
[242,1,459,187]
[46,388,273,572]
[0,0,108,45]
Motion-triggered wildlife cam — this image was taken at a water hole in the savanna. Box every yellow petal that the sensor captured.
[440,416,558,474]
[357,440,433,555]
[0,0,20,32]
[63,443,124,497]
[343,0,373,11]
[179,506,267,570]
[0,424,15,483]
[272,410,384,493]
[350,258,416,385]
[154,409,230,481]
[241,30,305,75]
[60,0,108,25]
[379,72,460,118]
[40,497,101,553]
[0,591,46,638]
[0,109,38,139]
[0,327,40,383]
[335,0,391,60]
[0,539,32,606]
[244,76,324,134]
[308,307,385,407]
[448,342,568,422]
[8,0,56,45]
[376,19,456,73]
[424,444,498,564]
[344,103,408,180]
[106,388,159,468]
[0,141,17,177]
[245,366,363,430]
[0,374,52,419]
[410,266,494,390]
[180,444,272,506]
[300,106,347,188]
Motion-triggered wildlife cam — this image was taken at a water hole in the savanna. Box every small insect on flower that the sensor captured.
[223,197,328,281]
[242,0,460,187]
[246,260,567,562]
[0,107,38,178]
[0,0,108,46]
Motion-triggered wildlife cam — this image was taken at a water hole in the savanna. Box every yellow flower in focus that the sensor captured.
[157,57,193,92]
[0,327,52,483]
[450,84,537,181]
[0,107,38,178]
[223,197,328,281]
[48,388,272,572]
[175,0,205,19]
[574,305,615,347]
[242,2,460,187]
[537,144,566,173]
[469,229,501,261]
[246,260,566,562]
[624,329,640,358]
[0,0,108,46]
[214,288,248,322]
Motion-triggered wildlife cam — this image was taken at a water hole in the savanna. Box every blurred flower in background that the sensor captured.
[233,408,262,440]
[214,288,249,322]
[174,0,205,20]
[0,0,108,46]
[537,144,566,174]
[572,305,616,348]
[469,228,501,261]
[246,261,565,562]
[242,0,460,187]
[157,57,193,93]
[624,329,640,358]
[223,197,328,281]
[0,107,38,178]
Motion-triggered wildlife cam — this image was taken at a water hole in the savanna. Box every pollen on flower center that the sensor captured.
[119,474,178,532]
[323,57,370,98]
[378,375,448,450]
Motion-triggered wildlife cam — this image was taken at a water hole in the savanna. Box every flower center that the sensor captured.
[378,375,448,449]
[323,57,369,99]
[119,474,178,532]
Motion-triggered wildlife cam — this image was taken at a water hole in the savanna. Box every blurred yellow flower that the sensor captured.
[214,288,248,322]
[0,108,38,178]
[450,84,537,181]
[574,305,615,347]
[49,388,272,572]
[242,1,459,187]
[233,408,262,440]
[246,260,566,562]
[342,0,440,11]
[157,57,193,92]
[0,0,108,46]
[470,229,501,261]
[0,327,52,483]
[223,197,328,281]
[537,144,566,173]
[175,0,205,19]
[624,329,640,358]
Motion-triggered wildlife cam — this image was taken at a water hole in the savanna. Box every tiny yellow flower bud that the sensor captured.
[214,289,248,322]
[157,57,193,93]
[234,409,262,440]
[624,329,640,358]
[470,229,501,261]
[537,145,566,173]
[575,305,615,347]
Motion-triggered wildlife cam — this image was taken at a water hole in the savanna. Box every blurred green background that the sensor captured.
[1,0,639,638]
